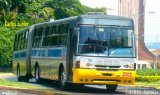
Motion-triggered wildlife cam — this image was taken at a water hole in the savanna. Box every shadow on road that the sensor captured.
[29,79,126,95]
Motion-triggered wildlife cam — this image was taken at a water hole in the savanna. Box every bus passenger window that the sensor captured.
[60,24,64,34]
[63,24,69,34]
[58,24,68,46]
[18,34,22,50]
[56,25,60,34]
[59,34,67,46]
[42,27,50,47]
[23,32,26,49]
[33,28,43,47]
[24,31,29,48]
[51,26,56,34]
[17,34,20,50]
[14,35,18,51]
[44,27,50,36]
[50,36,58,46]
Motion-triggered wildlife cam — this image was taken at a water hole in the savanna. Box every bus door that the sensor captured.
[66,28,75,81]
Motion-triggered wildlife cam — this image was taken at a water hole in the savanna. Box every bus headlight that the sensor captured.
[120,64,134,69]
[75,61,95,68]
[86,63,94,68]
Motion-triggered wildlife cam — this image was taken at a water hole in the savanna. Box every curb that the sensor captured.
[0,73,13,76]
[119,84,160,90]
[0,73,14,78]
[0,85,67,95]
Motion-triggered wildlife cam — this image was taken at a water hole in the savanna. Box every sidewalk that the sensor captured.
[0,73,67,95]
[0,86,56,95]
[0,73,13,77]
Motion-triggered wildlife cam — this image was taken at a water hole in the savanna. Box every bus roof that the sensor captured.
[15,14,133,35]
[34,16,78,27]
[33,14,133,27]
[79,14,133,21]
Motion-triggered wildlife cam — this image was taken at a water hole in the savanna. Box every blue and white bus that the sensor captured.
[13,13,136,91]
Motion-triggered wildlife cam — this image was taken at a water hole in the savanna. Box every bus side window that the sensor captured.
[22,30,28,49]
[60,24,68,34]
[19,33,23,50]
[52,26,56,34]
[59,24,69,46]
[55,25,60,34]
[48,26,56,47]
[21,32,26,49]
[33,29,36,47]
[33,28,43,47]
[18,34,22,50]
[24,31,29,48]
[50,25,59,47]
[42,26,50,46]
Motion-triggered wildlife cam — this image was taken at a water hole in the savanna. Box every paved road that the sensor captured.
[1,74,160,95]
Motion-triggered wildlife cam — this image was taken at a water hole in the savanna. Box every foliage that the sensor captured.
[0,0,106,25]
[0,27,24,66]
[136,69,160,82]
[11,0,26,13]
[136,75,160,82]
[0,0,107,66]
[136,68,160,76]
[136,81,160,87]
[0,78,43,89]
[45,0,106,19]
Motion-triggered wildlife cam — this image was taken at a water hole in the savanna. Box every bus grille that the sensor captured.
[92,79,120,82]
[95,65,120,69]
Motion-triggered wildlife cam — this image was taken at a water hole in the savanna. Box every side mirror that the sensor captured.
[134,63,136,70]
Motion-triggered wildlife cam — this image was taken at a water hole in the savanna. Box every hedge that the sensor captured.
[136,68,160,76]
[136,69,160,82]
[136,75,160,82]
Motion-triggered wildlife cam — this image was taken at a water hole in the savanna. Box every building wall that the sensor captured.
[118,0,155,64]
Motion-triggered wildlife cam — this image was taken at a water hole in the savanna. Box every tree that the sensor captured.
[0,27,23,66]
[45,0,85,19]
[0,0,107,66]
[10,0,26,13]
[0,0,12,24]
[0,0,12,11]
[45,0,106,19]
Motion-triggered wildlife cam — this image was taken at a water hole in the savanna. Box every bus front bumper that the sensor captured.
[72,69,136,85]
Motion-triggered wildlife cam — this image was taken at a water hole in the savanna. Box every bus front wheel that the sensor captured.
[106,84,118,92]
[59,69,68,89]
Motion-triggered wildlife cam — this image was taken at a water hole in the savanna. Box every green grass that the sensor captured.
[0,72,12,74]
[136,81,160,89]
[0,78,43,89]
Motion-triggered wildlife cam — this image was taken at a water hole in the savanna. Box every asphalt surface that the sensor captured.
[1,74,160,95]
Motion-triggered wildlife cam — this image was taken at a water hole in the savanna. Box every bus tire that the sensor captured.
[23,75,29,82]
[106,84,118,92]
[35,66,40,83]
[17,65,22,82]
[59,69,68,89]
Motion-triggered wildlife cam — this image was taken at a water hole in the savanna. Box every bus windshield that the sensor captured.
[77,25,136,57]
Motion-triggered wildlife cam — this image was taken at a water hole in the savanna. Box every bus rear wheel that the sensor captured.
[17,66,22,82]
[106,84,118,92]
[35,66,40,83]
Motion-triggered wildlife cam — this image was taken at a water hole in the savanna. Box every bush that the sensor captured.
[136,75,160,82]
[0,27,24,66]
[136,68,160,76]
